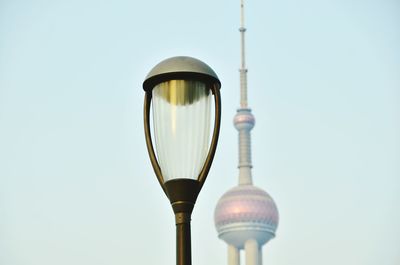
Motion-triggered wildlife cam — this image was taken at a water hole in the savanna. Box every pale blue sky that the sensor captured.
[0,0,399,265]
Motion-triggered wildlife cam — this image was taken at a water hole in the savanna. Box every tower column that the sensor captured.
[245,239,259,265]
[228,245,240,265]
[234,108,255,185]
[258,246,263,265]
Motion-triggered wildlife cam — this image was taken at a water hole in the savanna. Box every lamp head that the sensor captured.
[143,56,221,215]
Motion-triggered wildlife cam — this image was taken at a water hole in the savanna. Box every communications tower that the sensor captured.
[214,1,279,265]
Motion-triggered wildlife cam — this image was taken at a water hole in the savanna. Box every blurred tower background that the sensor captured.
[214,1,279,265]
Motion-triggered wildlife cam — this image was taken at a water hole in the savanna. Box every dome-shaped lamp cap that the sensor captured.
[143,56,221,92]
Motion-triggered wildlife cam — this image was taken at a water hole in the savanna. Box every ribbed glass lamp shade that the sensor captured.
[152,80,211,182]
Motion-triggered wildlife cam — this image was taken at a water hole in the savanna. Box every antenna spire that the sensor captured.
[239,0,248,108]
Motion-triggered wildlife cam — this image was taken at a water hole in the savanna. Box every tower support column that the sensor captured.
[245,239,259,265]
[228,245,240,265]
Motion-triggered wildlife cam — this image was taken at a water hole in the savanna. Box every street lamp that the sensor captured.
[142,56,221,265]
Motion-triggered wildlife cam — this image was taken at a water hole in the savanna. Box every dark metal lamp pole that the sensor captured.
[142,56,221,265]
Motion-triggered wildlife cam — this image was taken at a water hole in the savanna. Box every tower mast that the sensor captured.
[235,0,255,185]
[214,2,279,265]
